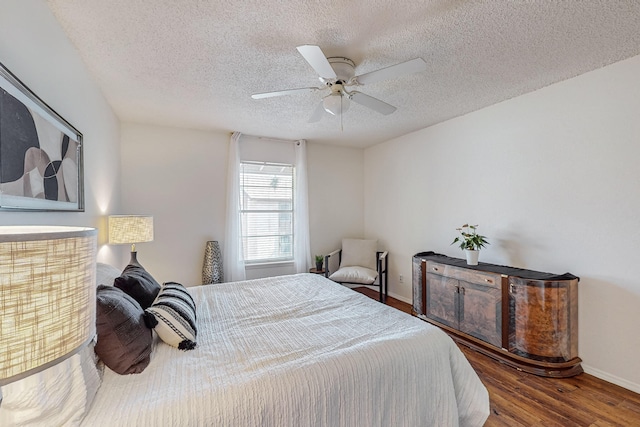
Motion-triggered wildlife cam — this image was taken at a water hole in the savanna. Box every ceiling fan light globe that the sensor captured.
[323,93,350,116]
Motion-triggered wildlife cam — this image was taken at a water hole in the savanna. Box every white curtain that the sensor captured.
[223,132,246,282]
[294,140,312,273]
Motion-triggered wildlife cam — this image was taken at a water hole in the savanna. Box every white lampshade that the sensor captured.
[0,226,97,388]
[108,215,154,249]
[323,93,350,116]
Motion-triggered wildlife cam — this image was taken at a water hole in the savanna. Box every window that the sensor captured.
[239,161,294,264]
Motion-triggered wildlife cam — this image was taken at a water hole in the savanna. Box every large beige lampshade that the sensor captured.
[0,226,97,387]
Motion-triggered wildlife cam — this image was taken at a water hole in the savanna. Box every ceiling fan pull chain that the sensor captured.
[340,96,345,132]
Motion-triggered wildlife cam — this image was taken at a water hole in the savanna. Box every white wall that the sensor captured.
[120,123,229,285]
[307,143,365,259]
[0,1,122,265]
[120,125,364,283]
[364,54,640,392]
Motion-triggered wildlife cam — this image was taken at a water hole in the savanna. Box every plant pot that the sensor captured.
[315,261,323,271]
[464,249,479,266]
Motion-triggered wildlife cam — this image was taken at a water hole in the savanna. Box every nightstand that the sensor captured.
[309,268,325,275]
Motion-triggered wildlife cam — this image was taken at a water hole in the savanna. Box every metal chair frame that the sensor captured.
[324,249,388,303]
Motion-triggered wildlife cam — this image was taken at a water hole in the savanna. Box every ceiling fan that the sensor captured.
[251,45,427,122]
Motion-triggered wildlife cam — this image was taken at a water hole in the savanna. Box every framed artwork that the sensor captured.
[0,61,84,211]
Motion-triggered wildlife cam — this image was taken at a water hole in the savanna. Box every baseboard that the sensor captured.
[582,364,640,394]
[388,291,411,304]
[345,284,412,305]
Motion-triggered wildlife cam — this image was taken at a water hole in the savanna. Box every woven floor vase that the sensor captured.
[202,240,223,284]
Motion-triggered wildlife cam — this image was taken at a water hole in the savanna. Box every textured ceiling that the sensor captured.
[46,0,640,148]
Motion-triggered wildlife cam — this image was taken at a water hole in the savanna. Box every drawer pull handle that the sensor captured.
[485,279,492,283]
[432,267,438,272]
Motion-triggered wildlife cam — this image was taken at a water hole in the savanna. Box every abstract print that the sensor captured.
[0,79,81,210]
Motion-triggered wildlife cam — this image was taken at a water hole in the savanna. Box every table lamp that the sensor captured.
[108,215,154,266]
[0,226,97,406]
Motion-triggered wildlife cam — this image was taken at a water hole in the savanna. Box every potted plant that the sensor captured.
[451,224,489,265]
[314,255,324,271]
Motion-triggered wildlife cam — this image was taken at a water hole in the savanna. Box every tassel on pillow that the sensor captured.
[142,311,158,328]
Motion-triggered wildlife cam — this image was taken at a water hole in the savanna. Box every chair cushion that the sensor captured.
[330,266,378,285]
[340,238,378,271]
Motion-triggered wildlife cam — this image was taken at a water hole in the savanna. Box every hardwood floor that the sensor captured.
[353,287,640,426]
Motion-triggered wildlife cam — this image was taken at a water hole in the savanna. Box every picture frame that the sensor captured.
[0,61,84,212]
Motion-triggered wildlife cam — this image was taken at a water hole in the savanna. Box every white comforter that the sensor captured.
[82,274,489,426]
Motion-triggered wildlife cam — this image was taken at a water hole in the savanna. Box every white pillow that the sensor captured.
[330,266,378,285]
[340,239,378,271]
[144,282,197,350]
[0,344,101,426]
[96,262,121,287]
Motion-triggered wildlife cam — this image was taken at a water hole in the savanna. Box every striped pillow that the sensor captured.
[144,282,197,350]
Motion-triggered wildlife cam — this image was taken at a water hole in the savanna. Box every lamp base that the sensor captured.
[129,251,143,267]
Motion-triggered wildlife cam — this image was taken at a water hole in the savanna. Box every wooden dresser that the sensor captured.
[412,252,581,377]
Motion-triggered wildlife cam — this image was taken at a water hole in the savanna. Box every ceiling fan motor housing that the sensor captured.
[327,57,355,83]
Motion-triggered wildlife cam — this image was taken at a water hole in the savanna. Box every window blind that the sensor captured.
[239,161,294,263]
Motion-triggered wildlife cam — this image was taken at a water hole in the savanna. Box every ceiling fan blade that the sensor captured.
[251,87,319,99]
[355,58,427,85]
[308,101,325,123]
[296,45,337,80]
[350,92,397,115]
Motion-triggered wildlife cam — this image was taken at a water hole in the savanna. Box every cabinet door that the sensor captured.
[509,277,578,362]
[425,273,459,329]
[458,280,502,347]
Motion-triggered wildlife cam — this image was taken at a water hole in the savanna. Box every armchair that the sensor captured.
[324,238,388,303]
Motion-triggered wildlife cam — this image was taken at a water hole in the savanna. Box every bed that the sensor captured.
[2,268,489,426]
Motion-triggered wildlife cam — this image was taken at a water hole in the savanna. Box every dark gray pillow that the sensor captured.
[114,264,161,309]
[95,285,152,375]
